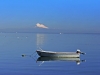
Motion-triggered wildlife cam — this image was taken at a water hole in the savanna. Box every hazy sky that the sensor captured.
[0,0,100,33]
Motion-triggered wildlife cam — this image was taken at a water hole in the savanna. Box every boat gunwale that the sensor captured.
[36,50,79,54]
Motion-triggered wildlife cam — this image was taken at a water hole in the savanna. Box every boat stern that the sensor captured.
[76,49,86,55]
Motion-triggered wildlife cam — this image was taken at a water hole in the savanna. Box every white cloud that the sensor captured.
[36,23,48,29]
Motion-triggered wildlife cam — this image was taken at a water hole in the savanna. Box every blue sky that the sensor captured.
[0,0,100,33]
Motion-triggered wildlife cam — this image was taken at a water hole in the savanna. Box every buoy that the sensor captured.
[22,54,26,57]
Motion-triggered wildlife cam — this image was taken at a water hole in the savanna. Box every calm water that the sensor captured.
[0,33,100,75]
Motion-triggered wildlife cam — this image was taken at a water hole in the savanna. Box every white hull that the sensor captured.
[36,50,80,58]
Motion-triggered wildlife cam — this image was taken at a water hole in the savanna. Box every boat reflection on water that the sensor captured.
[22,54,85,66]
[37,57,86,65]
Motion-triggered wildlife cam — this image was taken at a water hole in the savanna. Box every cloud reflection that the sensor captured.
[36,34,46,48]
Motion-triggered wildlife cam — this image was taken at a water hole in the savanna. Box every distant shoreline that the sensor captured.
[0,28,99,34]
[0,32,100,34]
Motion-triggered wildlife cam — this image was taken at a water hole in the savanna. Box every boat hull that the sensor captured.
[36,50,80,58]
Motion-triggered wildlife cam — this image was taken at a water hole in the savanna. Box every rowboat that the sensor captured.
[36,49,85,58]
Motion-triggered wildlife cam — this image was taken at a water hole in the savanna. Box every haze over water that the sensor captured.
[0,33,100,75]
[0,0,100,75]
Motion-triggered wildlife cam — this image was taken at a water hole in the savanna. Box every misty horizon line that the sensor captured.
[0,28,99,34]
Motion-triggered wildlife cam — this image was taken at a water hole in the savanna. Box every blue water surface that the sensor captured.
[0,33,100,75]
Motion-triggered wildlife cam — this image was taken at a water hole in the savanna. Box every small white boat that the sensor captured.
[36,49,85,58]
